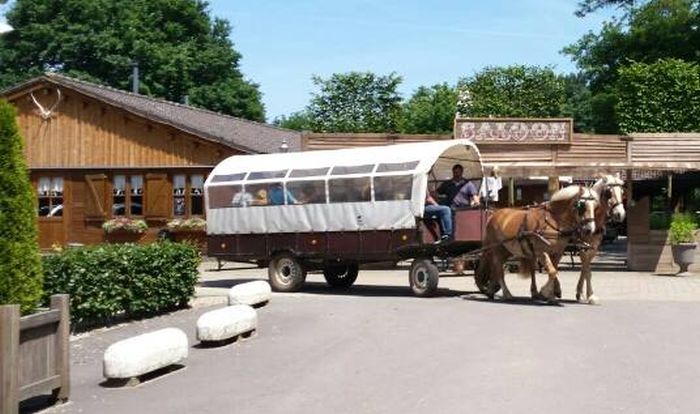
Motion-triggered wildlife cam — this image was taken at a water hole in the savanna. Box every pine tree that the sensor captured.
[0,99,43,313]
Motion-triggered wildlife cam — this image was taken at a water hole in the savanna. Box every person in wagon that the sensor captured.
[425,189,453,243]
[232,188,254,207]
[269,183,298,205]
[437,164,467,206]
[452,177,480,208]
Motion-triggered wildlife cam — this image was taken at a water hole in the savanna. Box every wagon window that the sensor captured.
[289,167,330,178]
[287,181,326,204]
[210,173,246,183]
[208,185,241,209]
[331,164,374,175]
[374,175,413,201]
[329,177,371,203]
[248,170,288,180]
[376,161,419,173]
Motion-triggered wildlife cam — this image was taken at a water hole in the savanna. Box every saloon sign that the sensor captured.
[455,118,573,144]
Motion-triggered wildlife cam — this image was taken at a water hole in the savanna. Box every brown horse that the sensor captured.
[475,185,599,302]
[553,174,625,304]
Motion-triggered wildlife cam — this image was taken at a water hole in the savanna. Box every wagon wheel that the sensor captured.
[409,259,439,297]
[268,253,307,292]
[323,264,359,288]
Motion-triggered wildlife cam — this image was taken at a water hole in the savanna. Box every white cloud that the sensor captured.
[0,22,12,34]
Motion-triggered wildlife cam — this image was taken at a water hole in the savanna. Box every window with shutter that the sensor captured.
[85,174,108,220]
[145,173,170,219]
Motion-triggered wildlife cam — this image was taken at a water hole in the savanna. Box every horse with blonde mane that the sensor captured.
[552,174,626,304]
[475,185,599,302]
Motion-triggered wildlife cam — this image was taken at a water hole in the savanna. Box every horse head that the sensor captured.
[551,185,599,235]
[594,174,626,223]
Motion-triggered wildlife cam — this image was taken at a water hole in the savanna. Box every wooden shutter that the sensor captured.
[145,173,170,219]
[85,174,108,220]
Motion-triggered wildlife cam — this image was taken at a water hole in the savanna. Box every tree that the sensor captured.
[615,59,700,132]
[398,83,457,134]
[574,0,637,17]
[307,72,403,133]
[0,0,265,121]
[0,100,43,314]
[273,111,313,131]
[560,73,595,133]
[456,65,565,118]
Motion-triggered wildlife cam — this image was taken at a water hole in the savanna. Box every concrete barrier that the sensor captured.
[228,280,271,306]
[103,328,188,383]
[197,305,257,343]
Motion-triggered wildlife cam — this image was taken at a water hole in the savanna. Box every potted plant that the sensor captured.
[669,213,698,276]
[166,218,207,250]
[102,217,148,243]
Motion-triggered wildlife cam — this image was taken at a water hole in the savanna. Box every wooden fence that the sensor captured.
[0,294,70,414]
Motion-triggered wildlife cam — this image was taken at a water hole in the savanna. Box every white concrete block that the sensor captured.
[103,328,188,379]
[228,280,271,306]
[197,304,257,342]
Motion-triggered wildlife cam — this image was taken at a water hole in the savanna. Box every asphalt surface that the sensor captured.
[26,259,700,414]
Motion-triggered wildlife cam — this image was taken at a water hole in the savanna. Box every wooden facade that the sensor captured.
[3,75,300,248]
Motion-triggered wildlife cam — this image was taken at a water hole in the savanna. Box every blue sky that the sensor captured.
[2,1,614,121]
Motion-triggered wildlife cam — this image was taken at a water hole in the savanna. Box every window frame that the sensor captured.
[172,172,207,217]
[111,173,144,218]
[36,175,64,220]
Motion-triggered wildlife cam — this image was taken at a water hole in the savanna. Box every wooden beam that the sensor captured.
[0,304,20,414]
[51,295,70,403]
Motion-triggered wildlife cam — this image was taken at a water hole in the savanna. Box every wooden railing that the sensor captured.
[0,294,70,414]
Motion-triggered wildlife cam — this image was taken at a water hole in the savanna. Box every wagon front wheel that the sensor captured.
[409,259,439,297]
[323,264,359,288]
[268,253,306,292]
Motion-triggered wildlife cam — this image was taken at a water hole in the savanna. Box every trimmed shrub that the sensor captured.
[43,241,201,326]
[0,99,43,314]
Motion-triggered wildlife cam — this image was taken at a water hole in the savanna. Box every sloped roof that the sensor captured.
[1,73,301,154]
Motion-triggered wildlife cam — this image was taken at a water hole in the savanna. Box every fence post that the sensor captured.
[50,295,70,403]
[0,304,20,414]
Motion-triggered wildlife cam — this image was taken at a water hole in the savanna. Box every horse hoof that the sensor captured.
[576,293,582,302]
[587,295,600,305]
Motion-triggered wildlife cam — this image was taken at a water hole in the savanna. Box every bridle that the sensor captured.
[603,182,624,213]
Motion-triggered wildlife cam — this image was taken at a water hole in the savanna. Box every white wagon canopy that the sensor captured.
[204,139,483,234]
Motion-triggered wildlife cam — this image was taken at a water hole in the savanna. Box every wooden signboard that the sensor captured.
[454,118,573,145]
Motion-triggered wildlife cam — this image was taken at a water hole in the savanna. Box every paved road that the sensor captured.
[27,261,700,414]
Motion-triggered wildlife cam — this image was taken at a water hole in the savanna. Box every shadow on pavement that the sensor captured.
[198,278,265,288]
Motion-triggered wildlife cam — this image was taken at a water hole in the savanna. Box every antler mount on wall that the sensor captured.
[29,87,62,121]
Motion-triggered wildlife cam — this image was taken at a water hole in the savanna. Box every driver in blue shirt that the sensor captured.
[269,183,298,205]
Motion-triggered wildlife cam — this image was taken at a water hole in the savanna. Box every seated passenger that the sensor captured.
[437,164,466,206]
[452,179,480,208]
[252,189,268,206]
[269,183,298,205]
[231,189,253,207]
[425,191,453,243]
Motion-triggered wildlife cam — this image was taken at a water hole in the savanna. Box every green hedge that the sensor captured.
[43,242,201,326]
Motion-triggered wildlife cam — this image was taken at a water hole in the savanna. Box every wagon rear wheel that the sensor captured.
[323,264,359,288]
[268,253,306,292]
[409,259,439,297]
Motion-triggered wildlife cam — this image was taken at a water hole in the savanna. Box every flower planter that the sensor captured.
[671,243,697,276]
[172,230,207,252]
[105,230,146,244]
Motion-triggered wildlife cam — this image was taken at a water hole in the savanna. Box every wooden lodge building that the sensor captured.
[1,73,301,248]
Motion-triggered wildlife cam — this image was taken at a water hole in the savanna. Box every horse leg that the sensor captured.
[537,253,559,303]
[575,269,585,303]
[498,263,513,301]
[581,249,599,305]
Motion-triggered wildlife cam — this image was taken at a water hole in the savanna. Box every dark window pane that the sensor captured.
[174,196,186,216]
[211,173,246,183]
[331,164,374,175]
[329,178,371,203]
[50,199,64,217]
[374,175,413,201]
[289,167,330,178]
[248,170,288,180]
[287,181,326,204]
[191,195,204,215]
[38,197,50,216]
[131,196,143,215]
[113,195,126,216]
[376,161,419,173]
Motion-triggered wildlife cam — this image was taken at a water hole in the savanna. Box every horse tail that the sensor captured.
[518,258,535,279]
